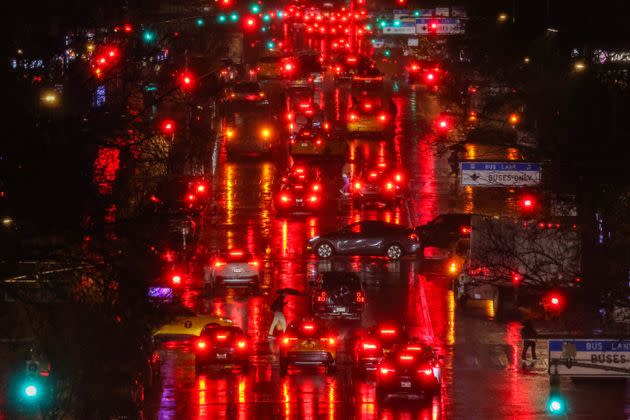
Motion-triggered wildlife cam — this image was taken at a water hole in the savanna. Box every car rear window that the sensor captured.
[233,83,261,93]
[321,272,360,289]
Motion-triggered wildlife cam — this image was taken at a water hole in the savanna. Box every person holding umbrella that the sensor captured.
[268,288,299,338]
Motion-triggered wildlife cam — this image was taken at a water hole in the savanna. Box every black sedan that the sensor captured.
[311,271,366,319]
[307,221,420,260]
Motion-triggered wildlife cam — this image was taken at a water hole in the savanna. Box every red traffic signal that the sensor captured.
[178,71,196,91]
[543,291,565,311]
[243,16,258,30]
[435,115,451,132]
[428,20,438,34]
[518,195,537,212]
[123,23,133,33]
[160,119,176,134]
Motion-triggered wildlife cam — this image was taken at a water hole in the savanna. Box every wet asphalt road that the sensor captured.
[147,73,630,419]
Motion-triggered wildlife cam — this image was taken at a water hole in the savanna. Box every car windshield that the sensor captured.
[200,326,243,338]
[222,250,253,262]
[321,272,360,289]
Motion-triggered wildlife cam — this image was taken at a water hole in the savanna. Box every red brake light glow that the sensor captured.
[248,260,259,267]
[230,250,244,257]
[171,275,182,285]
[362,342,377,350]
[237,340,247,349]
[380,328,397,335]
[197,340,207,350]
[214,260,227,268]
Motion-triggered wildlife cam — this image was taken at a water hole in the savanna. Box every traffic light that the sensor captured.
[428,20,438,34]
[543,291,565,313]
[230,12,240,22]
[250,3,261,13]
[178,71,196,91]
[217,14,227,23]
[123,23,133,33]
[160,119,176,135]
[396,0,406,5]
[142,29,157,43]
[195,18,205,27]
[435,115,451,133]
[547,395,566,415]
[518,194,537,213]
[218,0,232,6]
[243,16,258,30]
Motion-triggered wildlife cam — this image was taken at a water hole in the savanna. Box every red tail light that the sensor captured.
[312,183,321,192]
[187,194,196,202]
[353,181,362,190]
[379,328,397,336]
[362,342,378,351]
[171,275,182,285]
[419,368,433,376]
[216,334,227,340]
[280,194,291,204]
[248,260,259,267]
[394,173,403,182]
[355,291,365,303]
[316,291,327,302]
[281,336,297,346]
[379,366,395,376]
[385,182,394,190]
[349,113,358,121]
[302,323,315,331]
[230,250,244,257]
[236,340,247,349]
[408,233,419,241]
[308,195,319,203]
[378,113,388,122]
[460,225,471,235]
[322,337,336,346]
[399,354,414,362]
[196,340,208,350]
[196,184,206,193]
[369,172,378,178]
[214,260,227,268]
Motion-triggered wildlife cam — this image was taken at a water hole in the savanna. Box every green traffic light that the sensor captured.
[379,21,387,28]
[263,14,271,22]
[217,14,227,23]
[393,19,401,27]
[276,10,283,18]
[230,12,239,22]
[384,49,391,57]
[414,10,421,17]
[548,397,566,415]
[196,18,205,27]
[261,27,268,32]
[365,24,372,31]
[250,4,260,13]
[24,385,38,398]
[142,29,156,43]
[266,41,275,49]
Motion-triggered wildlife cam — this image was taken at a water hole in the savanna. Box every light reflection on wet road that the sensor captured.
[149,72,630,420]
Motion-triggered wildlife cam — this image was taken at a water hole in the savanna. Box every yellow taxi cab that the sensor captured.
[278,319,337,375]
[257,55,289,79]
[346,97,393,134]
[153,305,233,340]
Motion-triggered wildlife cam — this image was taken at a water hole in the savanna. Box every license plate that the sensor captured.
[216,353,227,359]
[334,306,347,313]
[233,267,243,273]
[401,381,412,388]
[301,142,309,147]
[296,198,304,204]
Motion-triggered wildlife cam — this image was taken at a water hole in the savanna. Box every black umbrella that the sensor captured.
[276,288,300,295]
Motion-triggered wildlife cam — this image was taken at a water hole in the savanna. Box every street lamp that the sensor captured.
[573,61,586,72]
[523,56,531,64]
[497,13,509,23]
[40,90,60,107]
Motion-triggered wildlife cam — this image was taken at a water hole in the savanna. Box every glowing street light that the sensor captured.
[497,13,509,23]
[40,90,60,107]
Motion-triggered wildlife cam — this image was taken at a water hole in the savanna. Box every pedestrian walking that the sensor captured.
[520,319,538,363]
[268,292,287,338]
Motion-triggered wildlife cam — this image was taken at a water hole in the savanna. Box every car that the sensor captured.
[376,340,442,403]
[286,101,328,134]
[351,66,384,89]
[346,97,394,134]
[193,325,250,370]
[276,169,323,214]
[352,322,411,373]
[350,167,406,205]
[153,305,233,341]
[311,271,366,319]
[308,220,420,260]
[146,176,209,214]
[206,249,260,290]
[278,319,337,375]
[220,81,268,107]
[415,213,472,252]
[406,60,444,91]
[330,54,368,81]
[256,55,290,79]
[221,112,280,158]
[289,127,327,156]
